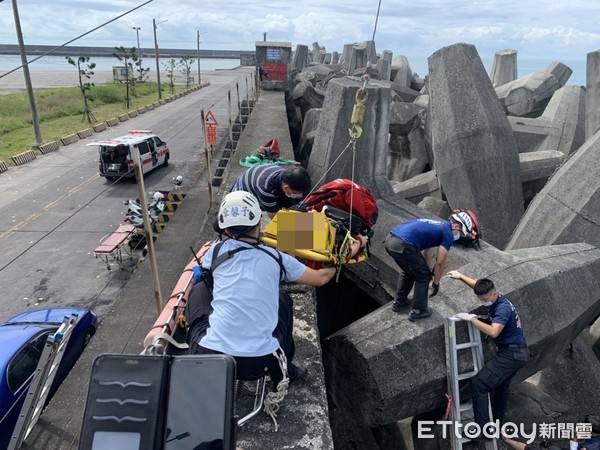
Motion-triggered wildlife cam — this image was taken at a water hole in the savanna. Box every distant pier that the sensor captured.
[0,43,255,60]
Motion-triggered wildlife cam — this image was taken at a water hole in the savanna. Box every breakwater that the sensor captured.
[0,43,254,59]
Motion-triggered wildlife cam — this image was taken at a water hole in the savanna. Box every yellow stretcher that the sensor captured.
[259,210,368,265]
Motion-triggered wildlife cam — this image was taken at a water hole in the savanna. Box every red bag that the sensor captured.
[300,179,378,234]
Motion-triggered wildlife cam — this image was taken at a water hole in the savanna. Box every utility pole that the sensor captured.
[133,26,141,57]
[11,0,42,145]
[196,30,201,84]
[153,19,163,100]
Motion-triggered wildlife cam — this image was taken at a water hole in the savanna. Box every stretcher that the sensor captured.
[93,224,137,270]
[259,210,368,266]
[143,241,213,352]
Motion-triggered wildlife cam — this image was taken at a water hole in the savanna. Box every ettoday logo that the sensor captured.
[417,420,593,443]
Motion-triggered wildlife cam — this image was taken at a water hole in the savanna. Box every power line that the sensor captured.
[0,0,154,79]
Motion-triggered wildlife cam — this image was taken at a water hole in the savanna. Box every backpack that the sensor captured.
[452,208,481,248]
[298,179,378,236]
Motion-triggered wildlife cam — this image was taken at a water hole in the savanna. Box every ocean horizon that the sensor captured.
[0,53,588,86]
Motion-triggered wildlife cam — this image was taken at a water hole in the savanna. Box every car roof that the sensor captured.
[86,130,157,147]
[4,307,89,325]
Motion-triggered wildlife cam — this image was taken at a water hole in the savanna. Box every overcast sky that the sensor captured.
[1,0,599,83]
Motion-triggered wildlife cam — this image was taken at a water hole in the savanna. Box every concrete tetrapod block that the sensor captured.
[541,85,586,156]
[392,55,413,89]
[544,61,573,88]
[495,71,560,117]
[519,150,565,206]
[509,115,558,153]
[586,49,600,140]
[391,169,441,203]
[307,77,394,199]
[323,242,600,429]
[427,43,524,248]
[490,49,518,87]
[507,129,600,250]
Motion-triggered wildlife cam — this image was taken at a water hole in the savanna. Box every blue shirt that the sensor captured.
[390,219,455,251]
[580,435,600,450]
[489,295,527,347]
[199,240,306,357]
[231,165,286,213]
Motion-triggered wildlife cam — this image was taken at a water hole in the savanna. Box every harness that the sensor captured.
[209,239,286,282]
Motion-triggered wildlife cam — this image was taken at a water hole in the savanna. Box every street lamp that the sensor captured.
[9,0,43,145]
[197,31,206,85]
[132,26,141,57]
[153,19,167,100]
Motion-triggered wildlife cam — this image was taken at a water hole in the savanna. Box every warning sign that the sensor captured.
[204,110,218,145]
[206,125,217,145]
[204,110,218,126]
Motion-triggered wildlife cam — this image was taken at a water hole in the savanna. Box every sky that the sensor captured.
[1,0,600,84]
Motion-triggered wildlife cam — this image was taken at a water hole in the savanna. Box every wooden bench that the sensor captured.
[93,224,136,270]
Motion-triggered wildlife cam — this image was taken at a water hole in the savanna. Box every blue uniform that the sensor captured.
[489,295,527,347]
[385,219,454,314]
[472,293,529,427]
[390,219,454,252]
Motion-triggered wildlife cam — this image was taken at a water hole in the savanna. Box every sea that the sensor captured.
[0,53,588,86]
[0,54,241,74]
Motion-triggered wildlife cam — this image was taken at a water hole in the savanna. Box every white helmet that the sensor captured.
[218,191,261,229]
[451,211,473,235]
[152,191,164,202]
[173,175,183,186]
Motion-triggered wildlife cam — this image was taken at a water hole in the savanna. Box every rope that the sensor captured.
[263,348,289,432]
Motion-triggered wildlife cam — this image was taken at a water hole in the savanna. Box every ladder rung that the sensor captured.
[457,370,478,380]
[459,402,473,412]
[456,342,479,350]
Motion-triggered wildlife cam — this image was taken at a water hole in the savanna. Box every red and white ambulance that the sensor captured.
[88,130,170,181]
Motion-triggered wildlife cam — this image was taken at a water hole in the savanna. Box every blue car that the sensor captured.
[0,307,98,448]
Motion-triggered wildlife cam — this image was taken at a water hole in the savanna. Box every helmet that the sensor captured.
[173,175,183,186]
[152,192,164,202]
[451,211,473,235]
[218,191,261,229]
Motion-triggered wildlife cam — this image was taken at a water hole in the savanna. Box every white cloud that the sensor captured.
[1,0,599,85]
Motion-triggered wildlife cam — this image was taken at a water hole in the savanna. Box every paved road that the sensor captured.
[0,66,255,324]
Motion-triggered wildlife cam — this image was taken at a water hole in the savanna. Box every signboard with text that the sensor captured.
[204,110,218,145]
[261,62,288,81]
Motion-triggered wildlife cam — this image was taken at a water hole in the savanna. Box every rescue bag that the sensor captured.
[452,208,481,248]
[297,179,378,235]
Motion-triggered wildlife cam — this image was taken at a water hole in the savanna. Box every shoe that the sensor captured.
[288,363,308,386]
[408,307,433,321]
[391,298,411,312]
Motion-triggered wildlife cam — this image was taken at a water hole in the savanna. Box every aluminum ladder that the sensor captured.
[445,316,497,450]
[9,313,78,450]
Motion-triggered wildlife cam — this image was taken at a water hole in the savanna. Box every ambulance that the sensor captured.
[88,130,170,181]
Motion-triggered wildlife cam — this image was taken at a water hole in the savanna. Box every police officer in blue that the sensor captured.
[448,270,529,437]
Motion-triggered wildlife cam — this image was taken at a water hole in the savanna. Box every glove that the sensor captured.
[456,313,476,322]
[429,282,439,298]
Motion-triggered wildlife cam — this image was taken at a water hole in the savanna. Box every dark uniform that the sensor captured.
[472,294,529,426]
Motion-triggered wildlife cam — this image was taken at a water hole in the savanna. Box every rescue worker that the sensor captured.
[448,270,529,439]
[231,165,311,218]
[384,212,474,321]
[186,191,336,387]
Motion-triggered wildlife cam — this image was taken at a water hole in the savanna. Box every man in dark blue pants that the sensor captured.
[385,213,474,321]
[449,271,529,438]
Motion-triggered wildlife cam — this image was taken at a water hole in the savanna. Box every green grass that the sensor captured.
[0,81,190,164]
